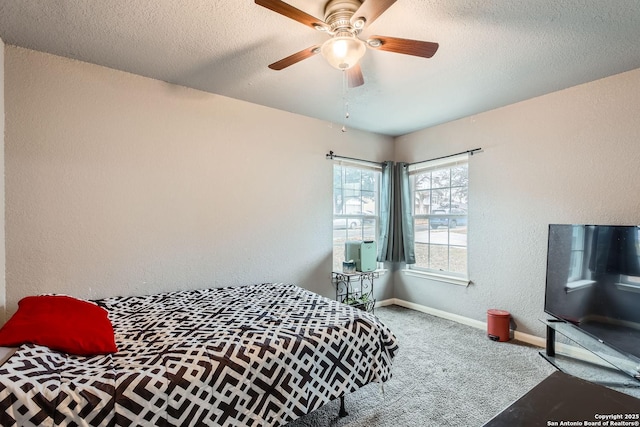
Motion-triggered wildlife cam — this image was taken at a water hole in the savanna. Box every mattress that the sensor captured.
[0,283,398,426]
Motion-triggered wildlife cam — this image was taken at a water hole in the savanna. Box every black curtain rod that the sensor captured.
[325,151,386,167]
[406,148,482,167]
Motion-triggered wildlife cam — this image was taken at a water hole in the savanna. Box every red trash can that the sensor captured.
[487,309,511,342]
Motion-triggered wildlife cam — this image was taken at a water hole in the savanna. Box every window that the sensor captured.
[617,227,640,292]
[568,225,586,282]
[333,164,381,272]
[566,225,640,293]
[563,225,597,292]
[408,155,468,279]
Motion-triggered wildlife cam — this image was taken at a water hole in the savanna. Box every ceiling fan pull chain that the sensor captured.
[341,103,349,132]
[341,70,349,132]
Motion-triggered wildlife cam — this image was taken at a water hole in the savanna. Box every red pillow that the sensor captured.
[0,295,117,355]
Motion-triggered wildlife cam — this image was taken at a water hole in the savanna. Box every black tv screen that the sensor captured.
[544,224,640,361]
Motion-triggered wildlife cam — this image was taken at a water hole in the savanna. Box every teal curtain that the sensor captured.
[378,162,415,264]
[395,163,415,264]
[377,161,393,262]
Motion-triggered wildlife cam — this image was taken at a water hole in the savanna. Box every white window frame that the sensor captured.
[405,154,470,285]
[564,225,597,293]
[568,225,586,282]
[332,161,381,273]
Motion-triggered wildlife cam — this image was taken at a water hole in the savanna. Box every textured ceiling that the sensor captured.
[1,0,640,136]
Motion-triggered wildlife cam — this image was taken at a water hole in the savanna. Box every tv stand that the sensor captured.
[540,318,640,386]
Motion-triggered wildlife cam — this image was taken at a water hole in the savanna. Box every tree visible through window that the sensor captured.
[409,157,468,277]
[333,164,380,272]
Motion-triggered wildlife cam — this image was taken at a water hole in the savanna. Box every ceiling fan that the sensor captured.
[255,0,439,88]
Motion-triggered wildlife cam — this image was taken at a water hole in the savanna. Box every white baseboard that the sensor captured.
[375,298,395,308]
[376,299,630,370]
[378,298,545,348]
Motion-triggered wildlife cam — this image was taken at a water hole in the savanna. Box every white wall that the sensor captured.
[8,43,639,341]
[0,38,5,323]
[3,46,394,319]
[394,67,640,337]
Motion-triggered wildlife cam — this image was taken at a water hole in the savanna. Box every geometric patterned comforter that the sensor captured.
[0,283,398,426]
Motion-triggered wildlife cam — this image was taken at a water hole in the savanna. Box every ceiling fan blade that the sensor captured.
[268,45,321,70]
[255,0,328,30]
[368,36,439,58]
[351,0,397,28]
[347,64,364,88]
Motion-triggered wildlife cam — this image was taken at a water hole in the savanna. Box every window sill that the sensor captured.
[564,280,596,293]
[615,282,640,294]
[402,269,470,287]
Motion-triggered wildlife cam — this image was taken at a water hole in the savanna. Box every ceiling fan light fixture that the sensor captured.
[321,34,366,70]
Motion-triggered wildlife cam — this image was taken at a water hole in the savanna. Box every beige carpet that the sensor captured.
[287,305,626,427]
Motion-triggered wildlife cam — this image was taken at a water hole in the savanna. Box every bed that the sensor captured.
[0,283,398,426]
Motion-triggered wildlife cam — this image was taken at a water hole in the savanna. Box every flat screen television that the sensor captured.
[544,224,640,363]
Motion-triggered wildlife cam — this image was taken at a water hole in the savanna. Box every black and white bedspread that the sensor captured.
[0,283,398,426]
